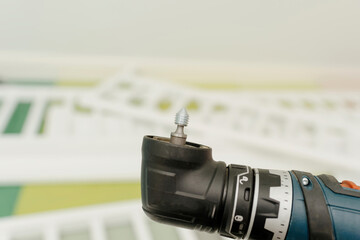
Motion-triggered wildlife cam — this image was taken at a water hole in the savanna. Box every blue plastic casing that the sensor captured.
[286,173,360,240]
[286,173,309,240]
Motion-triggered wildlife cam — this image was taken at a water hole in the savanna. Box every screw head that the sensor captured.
[175,107,189,126]
[302,177,309,186]
[235,215,243,222]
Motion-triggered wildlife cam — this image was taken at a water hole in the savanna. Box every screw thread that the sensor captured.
[175,108,189,126]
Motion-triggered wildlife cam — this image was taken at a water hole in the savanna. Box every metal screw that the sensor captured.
[170,108,189,145]
[175,107,189,126]
[302,177,309,186]
[235,215,243,222]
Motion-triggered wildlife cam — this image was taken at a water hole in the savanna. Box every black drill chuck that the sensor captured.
[141,136,227,232]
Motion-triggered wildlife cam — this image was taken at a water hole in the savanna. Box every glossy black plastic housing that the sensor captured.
[141,136,227,232]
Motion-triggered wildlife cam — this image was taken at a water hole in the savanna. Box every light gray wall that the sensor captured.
[0,0,359,66]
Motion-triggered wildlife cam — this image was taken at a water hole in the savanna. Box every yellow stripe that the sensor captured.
[15,182,140,215]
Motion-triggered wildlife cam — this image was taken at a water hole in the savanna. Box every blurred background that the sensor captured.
[0,1,360,239]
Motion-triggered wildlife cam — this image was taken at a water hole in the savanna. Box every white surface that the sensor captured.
[0,68,360,184]
[0,201,225,240]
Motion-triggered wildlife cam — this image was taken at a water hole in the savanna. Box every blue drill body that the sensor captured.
[287,173,360,240]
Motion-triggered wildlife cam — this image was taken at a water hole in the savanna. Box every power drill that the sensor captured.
[141,108,360,240]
